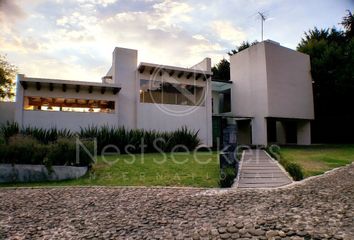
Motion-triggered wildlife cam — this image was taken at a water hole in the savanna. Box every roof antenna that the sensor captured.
[258,12,267,41]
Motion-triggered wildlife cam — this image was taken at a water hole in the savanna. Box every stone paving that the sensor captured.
[237,150,293,188]
[0,164,354,240]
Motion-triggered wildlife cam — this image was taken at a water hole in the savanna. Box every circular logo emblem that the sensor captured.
[140,65,209,117]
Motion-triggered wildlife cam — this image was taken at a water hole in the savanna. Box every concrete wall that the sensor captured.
[297,120,311,145]
[0,164,87,183]
[0,102,15,125]
[22,111,118,131]
[265,42,314,120]
[230,42,269,145]
[112,47,138,129]
[230,41,314,145]
[137,104,210,145]
[137,69,212,146]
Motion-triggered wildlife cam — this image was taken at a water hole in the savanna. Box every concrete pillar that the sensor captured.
[297,120,311,145]
[276,121,286,144]
[251,117,267,146]
[112,47,138,129]
[14,74,25,127]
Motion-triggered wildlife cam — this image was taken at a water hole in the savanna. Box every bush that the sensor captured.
[0,135,95,168]
[1,135,47,165]
[79,125,201,153]
[285,162,304,181]
[21,127,73,144]
[0,121,19,143]
[46,138,95,167]
[219,167,237,188]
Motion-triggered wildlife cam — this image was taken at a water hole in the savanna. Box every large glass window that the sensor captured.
[140,79,205,106]
[23,96,115,113]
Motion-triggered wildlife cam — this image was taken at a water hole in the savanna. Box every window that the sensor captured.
[219,89,231,113]
[140,79,205,106]
[23,96,115,113]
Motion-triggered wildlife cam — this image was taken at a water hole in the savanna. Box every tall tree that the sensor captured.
[341,10,354,38]
[297,12,354,143]
[228,41,258,56]
[212,41,258,81]
[212,58,230,81]
[0,55,16,101]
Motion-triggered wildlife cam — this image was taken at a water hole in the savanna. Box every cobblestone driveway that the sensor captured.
[0,164,354,240]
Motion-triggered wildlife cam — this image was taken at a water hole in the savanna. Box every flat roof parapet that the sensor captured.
[138,62,212,81]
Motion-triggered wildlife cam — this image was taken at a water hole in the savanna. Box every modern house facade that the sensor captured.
[0,40,314,146]
[212,40,314,146]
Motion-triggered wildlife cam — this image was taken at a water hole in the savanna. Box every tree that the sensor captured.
[212,40,258,81]
[0,55,16,101]
[341,10,354,38]
[212,58,230,81]
[228,41,258,56]
[297,12,354,143]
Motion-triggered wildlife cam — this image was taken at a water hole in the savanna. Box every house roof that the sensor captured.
[20,77,121,95]
[137,62,212,81]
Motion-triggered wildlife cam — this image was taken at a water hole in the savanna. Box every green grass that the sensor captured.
[0,152,220,188]
[279,145,354,177]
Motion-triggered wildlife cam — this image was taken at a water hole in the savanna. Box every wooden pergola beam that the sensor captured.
[101,87,106,94]
[113,88,119,95]
[139,66,145,74]
[36,82,41,91]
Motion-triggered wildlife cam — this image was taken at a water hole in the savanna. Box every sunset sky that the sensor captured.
[0,0,352,82]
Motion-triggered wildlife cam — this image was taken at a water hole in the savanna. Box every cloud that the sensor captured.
[210,20,246,44]
[0,0,26,24]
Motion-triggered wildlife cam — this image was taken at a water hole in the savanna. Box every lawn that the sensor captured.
[0,152,220,188]
[279,145,354,177]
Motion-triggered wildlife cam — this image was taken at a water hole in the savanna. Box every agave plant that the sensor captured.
[0,121,19,143]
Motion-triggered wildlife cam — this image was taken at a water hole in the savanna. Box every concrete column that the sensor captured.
[251,117,267,146]
[297,120,311,145]
[276,121,286,144]
[112,47,138,129]
[14,74,24,127]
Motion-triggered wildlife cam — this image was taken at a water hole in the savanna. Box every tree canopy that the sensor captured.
[212,41,258,81]
[0,55,16,101]
[297,10,354,143]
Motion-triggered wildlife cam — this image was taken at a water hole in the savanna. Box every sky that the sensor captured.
[0,0,353,82]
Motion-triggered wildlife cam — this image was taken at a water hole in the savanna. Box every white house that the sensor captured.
[0,40,314,146]
[212,40,314,146]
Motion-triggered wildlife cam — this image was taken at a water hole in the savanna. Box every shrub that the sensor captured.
[4,135,47,165]
[46,138,95,167]
[79,125,201,153]
[21,127,73,144]
[0,121,19,143]
[0,135,95,168]
[285,162,304,181]
[219,167,237,188]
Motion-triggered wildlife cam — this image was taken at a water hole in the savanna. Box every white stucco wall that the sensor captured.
[137,103,210,145]
[230,42,269,145]
[0,102,15,125]
[265,42,314,119]
[137,68,212,146]
[230,41,314,145]
[22,111,118,131]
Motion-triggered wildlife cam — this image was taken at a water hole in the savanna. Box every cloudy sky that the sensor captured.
[0,0,352,82]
